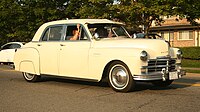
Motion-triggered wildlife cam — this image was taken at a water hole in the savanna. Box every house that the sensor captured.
[150,16,200,47]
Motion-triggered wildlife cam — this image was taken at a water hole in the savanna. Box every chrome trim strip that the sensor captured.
[42,74,99,82]
[142,58,176,73]
[141,64,176,69]
[141,65,171,69]
[133,70,186,81]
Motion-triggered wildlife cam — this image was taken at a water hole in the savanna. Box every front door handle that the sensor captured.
[60,44,66,46]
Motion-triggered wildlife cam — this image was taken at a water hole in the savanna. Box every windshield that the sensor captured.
[88,24,130,39]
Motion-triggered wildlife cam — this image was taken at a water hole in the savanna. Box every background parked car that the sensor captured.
[133,33,162,39]
[0,42,24,64]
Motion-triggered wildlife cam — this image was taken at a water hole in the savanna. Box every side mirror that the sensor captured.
[93,33,101,41]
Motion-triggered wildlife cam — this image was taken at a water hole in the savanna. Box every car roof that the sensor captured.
[32,19,124,41]
[43,19,123,26]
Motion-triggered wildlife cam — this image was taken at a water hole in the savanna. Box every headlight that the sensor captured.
[140,51,148,61]
[176,49,182,59]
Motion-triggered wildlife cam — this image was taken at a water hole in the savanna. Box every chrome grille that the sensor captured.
[147,58,176,73]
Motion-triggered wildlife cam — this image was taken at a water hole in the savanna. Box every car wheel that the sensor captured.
[22,72,41,82]
[151,80,173,87]
[108,62,135,92]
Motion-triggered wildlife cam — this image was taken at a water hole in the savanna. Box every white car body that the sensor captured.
[14,19,186,92]
[0,42,24,63]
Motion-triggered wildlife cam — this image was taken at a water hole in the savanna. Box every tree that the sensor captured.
[175,0,200,25]
[1,0,200,45]
[17,0,68,40]
[0,0,68,45]
[64,0,113,19]
[111,0,175,33]
[0,0,23,45]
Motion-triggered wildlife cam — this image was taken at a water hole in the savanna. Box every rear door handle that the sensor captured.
[37,44,42,46]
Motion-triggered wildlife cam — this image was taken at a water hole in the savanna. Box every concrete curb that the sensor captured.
[183,67,200,70]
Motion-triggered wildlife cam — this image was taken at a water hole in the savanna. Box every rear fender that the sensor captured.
[14,47,40,75]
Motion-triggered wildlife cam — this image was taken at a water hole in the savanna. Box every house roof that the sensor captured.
[150,24,200,31]
[150,17,200,31]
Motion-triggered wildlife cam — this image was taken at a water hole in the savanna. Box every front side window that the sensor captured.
[42,26,64,41]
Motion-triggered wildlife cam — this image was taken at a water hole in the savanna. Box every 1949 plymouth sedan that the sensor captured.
[14,19,186,92]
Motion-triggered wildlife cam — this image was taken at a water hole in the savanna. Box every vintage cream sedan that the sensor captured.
[14,19,185,92]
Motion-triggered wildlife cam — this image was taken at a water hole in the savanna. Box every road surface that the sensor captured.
[0,65,200,112]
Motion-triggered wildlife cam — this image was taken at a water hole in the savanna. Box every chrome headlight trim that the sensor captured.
[140,50,148,61]
[176,49,182,59]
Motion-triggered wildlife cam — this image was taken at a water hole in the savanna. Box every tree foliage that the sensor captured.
[0,0,200,45]
[63,0,114,19]
[112,0,176,33]
[0,0,67,45]
[175,0,200,25]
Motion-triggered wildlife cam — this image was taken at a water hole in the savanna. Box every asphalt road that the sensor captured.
[0,65,200,112]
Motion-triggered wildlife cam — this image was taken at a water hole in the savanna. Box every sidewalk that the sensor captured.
[0,64,14,70]
[182,67,200,75]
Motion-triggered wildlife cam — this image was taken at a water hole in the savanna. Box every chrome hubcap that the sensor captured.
[23,72,34,80]
[110,65,129,89]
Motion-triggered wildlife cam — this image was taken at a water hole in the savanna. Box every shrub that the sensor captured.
[179,47,200,60]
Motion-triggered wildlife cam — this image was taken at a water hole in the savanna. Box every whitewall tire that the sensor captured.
[108,61,135,92]
[22,72,41,82]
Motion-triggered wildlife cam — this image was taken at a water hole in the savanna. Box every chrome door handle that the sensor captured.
[37,44,42,46]
[60,44,66,46]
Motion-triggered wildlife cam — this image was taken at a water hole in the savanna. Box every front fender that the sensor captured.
[88,48,143,81]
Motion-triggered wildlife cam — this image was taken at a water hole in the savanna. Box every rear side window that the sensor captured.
[42,26,64,41]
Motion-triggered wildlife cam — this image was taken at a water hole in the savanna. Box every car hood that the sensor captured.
[93,38,169,58]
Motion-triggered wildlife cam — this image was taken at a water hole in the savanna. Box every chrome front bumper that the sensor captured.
[133,70,186,81]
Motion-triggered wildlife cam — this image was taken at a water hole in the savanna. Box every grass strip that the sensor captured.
[182,59,200,68]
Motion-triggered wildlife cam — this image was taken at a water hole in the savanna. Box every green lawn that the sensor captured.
[179,47,200,73]
[182,59,200,68]
[182,59,200,73]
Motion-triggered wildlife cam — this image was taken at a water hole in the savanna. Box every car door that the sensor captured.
[59,25,91,79]
[35,25,65,75]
